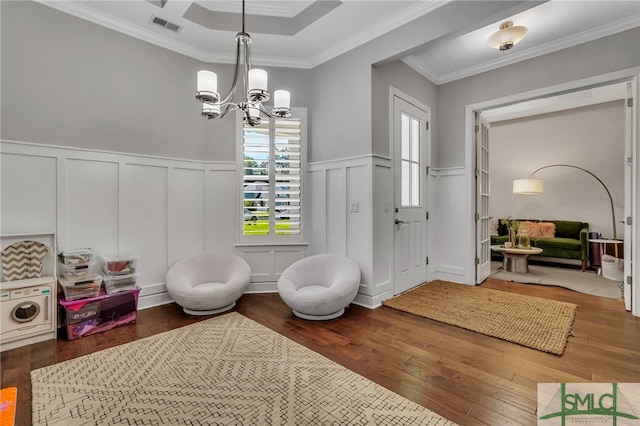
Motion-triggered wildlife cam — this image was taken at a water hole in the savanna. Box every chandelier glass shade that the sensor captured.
[195,0,291,126]
[486,21,528,51]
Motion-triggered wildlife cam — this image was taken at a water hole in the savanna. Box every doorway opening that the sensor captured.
[469,73,637,313]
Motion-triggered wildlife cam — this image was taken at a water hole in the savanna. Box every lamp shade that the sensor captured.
[487,21,528,51]
[197,70,217,93]
[248,69,268,91]
[195,70,220,104]
[513,178,543,194]
[274,90,290,109]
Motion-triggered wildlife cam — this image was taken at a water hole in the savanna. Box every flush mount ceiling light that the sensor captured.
[486,21,528,51]
[195,0,291,126]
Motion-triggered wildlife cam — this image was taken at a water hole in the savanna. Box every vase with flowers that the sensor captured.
[501,217,520,248]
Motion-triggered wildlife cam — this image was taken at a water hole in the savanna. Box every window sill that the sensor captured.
[236,242,308,249]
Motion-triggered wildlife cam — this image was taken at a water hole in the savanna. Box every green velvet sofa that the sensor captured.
[491,219,589,271]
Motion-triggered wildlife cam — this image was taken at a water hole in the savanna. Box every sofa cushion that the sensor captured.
[553,220,587,239]
[519,221,556,238]
[533,237,581,250]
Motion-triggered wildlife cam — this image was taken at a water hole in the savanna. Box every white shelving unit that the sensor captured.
[0,232,57,351]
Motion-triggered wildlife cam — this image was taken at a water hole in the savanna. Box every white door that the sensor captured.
[393,95,429,295]
[623,79,636,311]
[476,113,492,283]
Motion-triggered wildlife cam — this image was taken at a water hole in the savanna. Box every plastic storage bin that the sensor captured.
[58,248,93,265]
[59,287,140,339]
[58,261,96,278]
[103,274,138,295]
[100,253,137,275]
[58,273,102,301]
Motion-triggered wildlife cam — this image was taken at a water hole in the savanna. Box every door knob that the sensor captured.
[395,218,405,225]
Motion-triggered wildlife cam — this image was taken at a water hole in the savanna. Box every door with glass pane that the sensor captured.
[476,113,492,283]
[393,96,428,295]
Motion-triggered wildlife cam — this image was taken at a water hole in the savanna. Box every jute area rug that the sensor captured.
[382,280,577,356]
[31,312,455,425]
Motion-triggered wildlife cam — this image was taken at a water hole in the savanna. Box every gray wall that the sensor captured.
[3,1,548,164]
[489,100,626,238]
[436,27,640,168]
[307,1,534,163]
[1,1,311,162]
[371,61,438,158]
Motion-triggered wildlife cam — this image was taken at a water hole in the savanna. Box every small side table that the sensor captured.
[588,238,623,273]
[493,246,543,273]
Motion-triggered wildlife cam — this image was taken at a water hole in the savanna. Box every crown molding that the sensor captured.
[436,15,640,84]
[401,56,440,85]
[35,0,314,67]
[33,0,640,75]
[200,52,311,69]
[35,0,449,70]
[307,0,452,69]
[35,1,213,60]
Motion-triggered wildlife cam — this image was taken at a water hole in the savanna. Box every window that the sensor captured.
[241,111,305,240]
[401,113,421,207]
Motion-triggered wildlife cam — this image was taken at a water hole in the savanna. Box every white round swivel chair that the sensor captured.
[277,254,361,321]
[166,252,251,316]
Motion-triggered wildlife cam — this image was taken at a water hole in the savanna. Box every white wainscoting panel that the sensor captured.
[120,162,169,290]
[205,166,237,255]
[4,141,438,311]
[346,164,371,287]
[0,153,57,234]
[0,140,237,309]
[369,159,392,304]
[237,244,306,292]
[168,167,206,266]
[64,158,119,259]
[306,170,326,256]
[326,168,347,255]
[274,250,305,276]
[430,167,468,282]
[308,155,390,308]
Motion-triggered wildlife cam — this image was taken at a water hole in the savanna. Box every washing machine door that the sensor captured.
[11,301,41,323]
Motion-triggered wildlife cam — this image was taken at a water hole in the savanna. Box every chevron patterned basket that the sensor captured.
[1,240,48,281]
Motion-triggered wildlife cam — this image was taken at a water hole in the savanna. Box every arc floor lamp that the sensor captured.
[513,164,618,242]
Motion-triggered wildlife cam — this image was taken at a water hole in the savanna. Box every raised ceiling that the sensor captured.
[37,0,640,84]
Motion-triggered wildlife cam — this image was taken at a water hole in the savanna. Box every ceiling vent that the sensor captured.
[150,15,182,33]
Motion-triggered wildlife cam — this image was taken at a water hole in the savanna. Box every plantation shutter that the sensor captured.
[274,118,301,235]
[243,120,270,236]
[242,116,302,237]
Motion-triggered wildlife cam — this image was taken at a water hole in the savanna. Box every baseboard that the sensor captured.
[139,292,173,310]
[246,282,278,293]
[352,289,393,309]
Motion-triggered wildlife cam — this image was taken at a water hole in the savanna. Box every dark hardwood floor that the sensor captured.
[2,278,638,425]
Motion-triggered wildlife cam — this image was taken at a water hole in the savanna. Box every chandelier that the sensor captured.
[195,0,291,126]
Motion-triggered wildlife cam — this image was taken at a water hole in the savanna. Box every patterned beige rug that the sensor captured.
[32,312,455,425]
[383,280,577,356]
